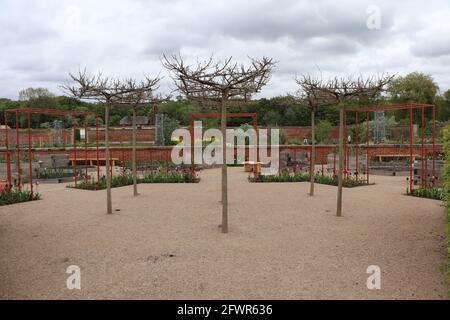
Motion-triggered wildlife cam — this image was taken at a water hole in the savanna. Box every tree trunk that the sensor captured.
[221,90,228,233]
[105,103,112,214]
[132,107,138,196]
[336,103,344,217]
[309,106,315,196]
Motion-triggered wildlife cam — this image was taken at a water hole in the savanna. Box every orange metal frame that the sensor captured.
[344,103,436,192]
[189,113,258,176]
[3,108,101,196]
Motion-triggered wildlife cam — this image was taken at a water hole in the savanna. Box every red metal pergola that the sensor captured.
[3,108,102,196]
[344,103,436,193]
[189,113,258,176]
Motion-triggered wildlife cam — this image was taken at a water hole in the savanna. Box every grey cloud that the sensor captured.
[0,0,450,99]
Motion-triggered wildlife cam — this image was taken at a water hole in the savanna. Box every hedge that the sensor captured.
[443,126,450,287]
[249,170,370,188]
[0,188,41,206]
[68,171,199,190]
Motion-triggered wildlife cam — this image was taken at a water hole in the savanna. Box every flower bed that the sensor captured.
[68,172,199,190]
[249,171,370,188]
[443,126,450,289]
[407,187,444,200]
[0,188,41,206]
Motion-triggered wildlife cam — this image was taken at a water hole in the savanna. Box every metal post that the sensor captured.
[432,105,436,185]
[15,111,21,188]
[84,115,88,183]
[4,111,11,190]
[355,112,359,181]
[220,91,229,233]
[409,105,413,194]
[96,115,100,190]
[421,107,424,188]
[190,115,195,177]
[366,112,369,184]
[425,147,428,188]
[309,145,313,178]
[27,112,33,198]
[343,111,347,182]
[333,146,336,176]
[73,121,77,186]
[321,148,324,176]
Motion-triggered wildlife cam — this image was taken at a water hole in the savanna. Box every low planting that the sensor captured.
[443,126,449,289]
[37,168,73,179]
[69,171,199,190]
[249,170,370,188]
[0,188,41,206]
[407,187,444,200]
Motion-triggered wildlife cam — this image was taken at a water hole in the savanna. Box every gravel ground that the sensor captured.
[0,167,448,299]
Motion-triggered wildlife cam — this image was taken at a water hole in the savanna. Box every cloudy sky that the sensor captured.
[1,0,449,99]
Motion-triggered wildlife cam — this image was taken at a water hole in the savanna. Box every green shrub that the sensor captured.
[0,188,41,206]
[68,171,199,190]
[408,187,444,200]
[37,168,72,179]
[443,126,450,287]
[141,171,199,183]
[249,171,369,188]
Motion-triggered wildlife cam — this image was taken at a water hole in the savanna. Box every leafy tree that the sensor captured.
[436,89,450,122]
[315,120,332,143]
[19,87,54,100]
[109,115,122,126]
[162,116,180,146]
[389,72,439,104]
[263,110,282,126]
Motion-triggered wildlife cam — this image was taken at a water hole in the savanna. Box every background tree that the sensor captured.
[63,71,135,214]
[389,72,438,104]
[120,77,161,196]
[163,55,275,233]
[19,87,55,101]
[436,89,450,122]
[307,75,393,216]
[296,76,335,196]
[315,120,332,143]
[388,72,439,123]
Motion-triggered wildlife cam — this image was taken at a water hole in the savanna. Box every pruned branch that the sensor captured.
[162,54,276,101]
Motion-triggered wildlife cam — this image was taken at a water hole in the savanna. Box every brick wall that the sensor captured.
[281,127,340,141]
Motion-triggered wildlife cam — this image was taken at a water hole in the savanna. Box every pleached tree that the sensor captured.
[163,55,275,233]
[305,75,393,216]
[120,77,162,196]
[296,76,335,196]
[63,71,138,214]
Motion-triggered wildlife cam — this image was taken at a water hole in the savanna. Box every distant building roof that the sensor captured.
[119,116,149,126]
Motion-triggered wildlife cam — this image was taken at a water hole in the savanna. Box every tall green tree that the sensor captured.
[388,72,438,104]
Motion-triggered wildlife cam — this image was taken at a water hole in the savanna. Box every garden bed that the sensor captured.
[0,188,41,206]
[248,171,371,188]
[407,187,444,201]
[68,172,200,190]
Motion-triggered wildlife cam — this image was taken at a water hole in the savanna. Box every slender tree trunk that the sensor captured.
[132,107,138,196]
[221,90,228,233]
[336,103,344,217]
[105,103,113,214]
[309,106,315,196]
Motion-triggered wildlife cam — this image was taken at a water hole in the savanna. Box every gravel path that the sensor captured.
[0,167,448,299]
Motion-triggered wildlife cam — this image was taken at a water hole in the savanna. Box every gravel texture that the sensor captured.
[0,167,448,299]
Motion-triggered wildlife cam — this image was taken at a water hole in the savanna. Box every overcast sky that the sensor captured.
[1,0,449,99]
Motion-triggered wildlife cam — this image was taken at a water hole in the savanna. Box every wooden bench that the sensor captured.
[375,154,420,162]
[243,161,262,174]
[69,157,120,166]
